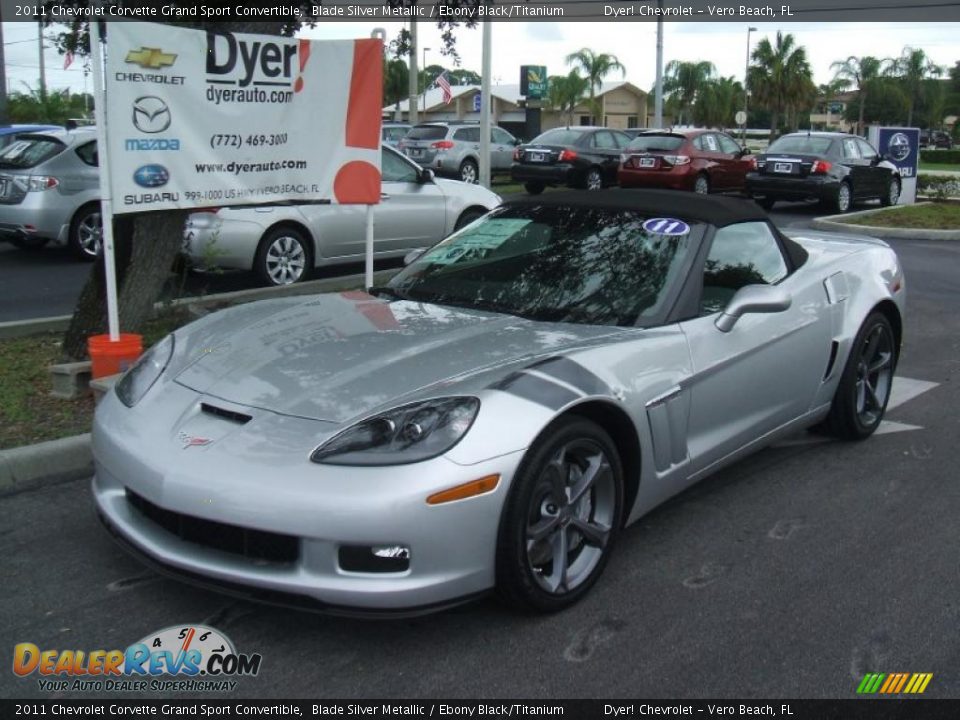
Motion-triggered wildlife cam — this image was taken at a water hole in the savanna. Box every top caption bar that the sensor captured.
[3,0,960,22]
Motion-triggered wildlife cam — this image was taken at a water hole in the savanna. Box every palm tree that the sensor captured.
[830,55,883,134]
[7,84,89,124]
[383,58,409,109]
[564,48,626,124]
[694,76,742,129]
[748,32,814,140]
[663,60,715,126]
[887,47,944,126]
[546,71,589,126]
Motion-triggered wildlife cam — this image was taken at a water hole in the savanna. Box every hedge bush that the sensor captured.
[917,175,960,199]
[920,149,960,164]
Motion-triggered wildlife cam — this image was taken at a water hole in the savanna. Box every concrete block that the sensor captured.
[49,361,93,400]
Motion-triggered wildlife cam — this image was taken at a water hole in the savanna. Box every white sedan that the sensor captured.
[183,146,501,286]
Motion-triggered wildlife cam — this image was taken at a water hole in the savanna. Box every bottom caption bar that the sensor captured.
[3,700,960,719]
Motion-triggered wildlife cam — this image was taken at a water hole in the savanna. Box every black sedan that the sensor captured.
[746,132,901,213]
[511,126,632,194]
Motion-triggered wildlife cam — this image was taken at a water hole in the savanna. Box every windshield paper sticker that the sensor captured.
[643,218,690,236]
[424,219,532,264]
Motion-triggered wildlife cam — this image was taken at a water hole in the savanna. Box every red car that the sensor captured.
[618,130,754,194]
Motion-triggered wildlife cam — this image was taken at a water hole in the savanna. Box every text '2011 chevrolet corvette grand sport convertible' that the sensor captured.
[93,189,905,616]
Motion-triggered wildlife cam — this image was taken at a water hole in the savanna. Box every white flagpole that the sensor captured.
[89,18,120,341]
[365,204,374,291]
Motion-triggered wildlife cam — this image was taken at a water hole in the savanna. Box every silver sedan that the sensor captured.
[95,190,905,615]
[183,146,501,286]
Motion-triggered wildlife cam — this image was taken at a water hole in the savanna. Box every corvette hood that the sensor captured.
[174,292,622,423]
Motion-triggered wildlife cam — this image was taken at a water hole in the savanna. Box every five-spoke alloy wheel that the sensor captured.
[497,417,623,612]
[824,312,896,440]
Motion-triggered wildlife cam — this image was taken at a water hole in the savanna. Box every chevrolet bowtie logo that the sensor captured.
[125,47,177,69]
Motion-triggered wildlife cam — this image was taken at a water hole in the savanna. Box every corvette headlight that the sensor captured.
[115,334,175,408]
[311,397,480,466]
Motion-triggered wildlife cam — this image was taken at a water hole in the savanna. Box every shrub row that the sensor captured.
[920,149,960,164]
[917,175,960,198]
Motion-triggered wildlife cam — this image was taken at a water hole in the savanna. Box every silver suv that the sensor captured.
[0,127,101,260]
[399,122,518,184]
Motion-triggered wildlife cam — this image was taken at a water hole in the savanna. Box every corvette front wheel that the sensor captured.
[496,417,623,612]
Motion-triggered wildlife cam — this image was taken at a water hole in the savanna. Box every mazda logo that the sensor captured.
[133,96,171,134]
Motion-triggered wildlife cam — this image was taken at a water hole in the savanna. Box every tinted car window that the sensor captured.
[0,136,66,169]
[389,205,700,327]
[382,148,418,183]
[454,127,480,142]
[611,131,631,149]
[766,136,833,155]
[407,126,448,141]
[700,221,788,315]
[75,141,98,167]
[717,134,741,155]
[841,138,860,159]
[628,134,684,152]
[492,128,514,144]
[856,139,878,161]
[592,131,617,150]
[531,128,586,146]
[383,127,408,142]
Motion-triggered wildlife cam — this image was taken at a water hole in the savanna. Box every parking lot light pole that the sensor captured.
[479,21,492,188]
[742,26,756,143]
[421,47,431,114]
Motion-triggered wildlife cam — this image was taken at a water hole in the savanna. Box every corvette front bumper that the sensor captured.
[91,385,525,614]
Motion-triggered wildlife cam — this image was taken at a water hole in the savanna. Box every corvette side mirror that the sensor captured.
[715,285,792,333]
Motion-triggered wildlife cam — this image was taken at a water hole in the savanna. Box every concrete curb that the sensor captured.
[0,268,400,340]
[812,204,960,241]
[0,433,91,493]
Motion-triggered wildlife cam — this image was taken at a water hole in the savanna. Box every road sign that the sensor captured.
[735,110,747,125]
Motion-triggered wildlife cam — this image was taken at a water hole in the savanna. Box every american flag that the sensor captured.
[436,71,452,105]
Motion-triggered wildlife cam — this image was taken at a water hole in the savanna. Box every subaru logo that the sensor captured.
[133,164,169,188]
[887,133,911,162]
[132,96,171,134]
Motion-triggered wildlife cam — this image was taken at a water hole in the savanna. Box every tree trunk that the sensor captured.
[61,211,186,361]
[60,20,288,362]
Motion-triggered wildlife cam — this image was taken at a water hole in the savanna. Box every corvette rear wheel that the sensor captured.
[823,312,895,440]
[496,417,623,612]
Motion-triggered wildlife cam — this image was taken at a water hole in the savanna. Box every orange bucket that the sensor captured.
[88,334,143,379]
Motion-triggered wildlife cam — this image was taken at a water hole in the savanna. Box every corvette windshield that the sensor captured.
[387,205,700,326]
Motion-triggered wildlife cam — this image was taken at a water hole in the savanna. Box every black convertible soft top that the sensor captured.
[503,189,770,228]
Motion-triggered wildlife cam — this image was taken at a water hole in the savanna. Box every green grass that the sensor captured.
[0,309,193,451]
[0,334,95,451]
[839,202,960,229]
[920,162,960,173]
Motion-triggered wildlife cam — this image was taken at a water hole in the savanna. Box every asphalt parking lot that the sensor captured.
[2,205,959,700]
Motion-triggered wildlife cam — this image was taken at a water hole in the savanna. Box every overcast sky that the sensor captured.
[3,21,958,97]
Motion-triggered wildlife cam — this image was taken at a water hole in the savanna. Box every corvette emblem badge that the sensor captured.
[177,432,212,449]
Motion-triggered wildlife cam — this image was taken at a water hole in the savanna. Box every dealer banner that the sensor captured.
[105,23,382,214]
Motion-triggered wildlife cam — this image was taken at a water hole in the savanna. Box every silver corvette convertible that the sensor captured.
[93,190,905,615]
